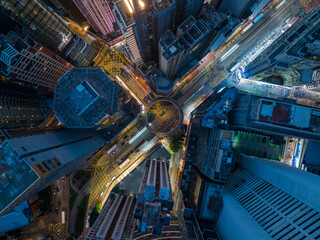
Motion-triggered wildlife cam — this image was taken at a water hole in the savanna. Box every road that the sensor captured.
[74,1,318,237]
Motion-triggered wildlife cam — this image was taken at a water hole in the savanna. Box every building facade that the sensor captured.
[0,80,44,129]
[218,0,256,19]
[216,155,320,240]
[0,0,73,52]
[135,159,174,236]
[72,0,116,35]
[113,0,143,64]
[86,194,136,240]
[0,130,105,215]
[175,0,204,29]
[0,32,74,91]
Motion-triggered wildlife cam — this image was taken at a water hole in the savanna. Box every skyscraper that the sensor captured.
[54,67,119,128]
[113,0,143,64]
[0,130,105,215]
[175,0,204,29]
[159,30,184,78]
[218,0,257,19]
[0,32,74,91]
[135,159,174,235]
[159,16,213,78]
[216,155,320,240]
[72,0,116,35]
[151,0,175,57]
[0,80,44,129]
[0,0,73,52]
[132,0,155,62]
[86,194,136,240]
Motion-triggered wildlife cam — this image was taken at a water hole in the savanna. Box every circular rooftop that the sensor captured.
[143,97,183,136]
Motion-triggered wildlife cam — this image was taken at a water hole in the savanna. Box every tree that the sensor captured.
[38,186,52,215]
[89,202,102,227]
[169,133,184,153]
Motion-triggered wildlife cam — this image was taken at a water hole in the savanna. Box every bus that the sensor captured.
[107,144,117,154]
[253,13,264,23]
[274,0,286,11]
[241,23,254,34]
[61,210,66,224]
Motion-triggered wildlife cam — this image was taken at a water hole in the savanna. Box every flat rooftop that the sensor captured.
[259,100,312,128]
[54,67,119,128]
[152,0,172,12]
[64,81,100,116]
[0,142,39,213]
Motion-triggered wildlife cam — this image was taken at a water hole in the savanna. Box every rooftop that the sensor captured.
[54,67,119,128]
[152,0,172,12]
[259,100,312,129]
[0,142,39,214]
[146,68,174,94]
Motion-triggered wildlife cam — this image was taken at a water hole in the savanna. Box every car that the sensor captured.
[53,190,56,196]
[121,142,125,146]
[123,135,128,140]
[58,200,61,206]
[56,186,59,192]
[111,176,116,181]
[55,208,58,214]
[61,177,64,182]
[135,149,140,153]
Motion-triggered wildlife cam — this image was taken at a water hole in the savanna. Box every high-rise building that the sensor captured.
[113,0,143,64]
[0,32,74,91]
[229,92,320,141]
[0,126,63,145]
[63,35,100,67]
[72,0,116,35]
[216,155,320,240]
[218,0,257,19]
[158,30,184,78]
[86,194,137,240]
[0,0,73,52]
[0,130,105,215]
[175,0,204,28]
[132,0,155,62]
[54,67,119,128]
[159,16,213,78]
[185,88,236,183]
[135,159,174,236]
[0,80,44,129]
[243,8,320,86]
[151,0,175,57]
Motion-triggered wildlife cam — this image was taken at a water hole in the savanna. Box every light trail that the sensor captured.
[128,127,147,144]
[220,44,239,61]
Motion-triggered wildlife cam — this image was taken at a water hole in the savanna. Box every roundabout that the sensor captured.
[142,97,183,137]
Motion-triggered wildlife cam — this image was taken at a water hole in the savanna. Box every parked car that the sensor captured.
[56,186,59,192]
[58,200,61,206]
[54,208,58,214]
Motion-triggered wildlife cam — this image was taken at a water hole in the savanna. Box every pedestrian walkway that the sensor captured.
[49,222,69,240]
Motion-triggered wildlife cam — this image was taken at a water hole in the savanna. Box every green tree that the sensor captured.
[169,133,184,153]
[89,202,102,227]
[38,186,52,215]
